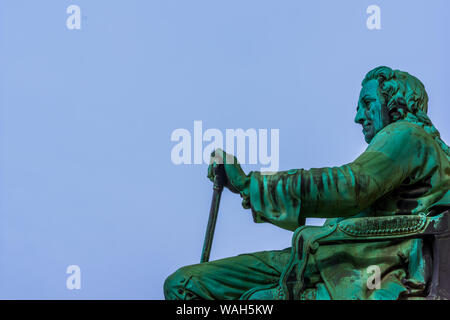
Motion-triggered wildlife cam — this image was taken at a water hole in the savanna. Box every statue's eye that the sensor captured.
[364,98,374,107]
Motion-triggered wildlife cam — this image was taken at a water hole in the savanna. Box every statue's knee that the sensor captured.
[164,267,191,300]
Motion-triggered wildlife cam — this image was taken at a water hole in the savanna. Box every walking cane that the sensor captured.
[200,163,227,263]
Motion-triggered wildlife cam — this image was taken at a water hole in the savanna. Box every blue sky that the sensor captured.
[0,0,448,299]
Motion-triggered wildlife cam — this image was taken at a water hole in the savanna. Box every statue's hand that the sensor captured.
[207,148,249,194]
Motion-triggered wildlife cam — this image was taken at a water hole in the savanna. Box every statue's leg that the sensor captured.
[164,247,291,300]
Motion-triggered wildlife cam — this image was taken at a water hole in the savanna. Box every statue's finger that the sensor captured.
[207,164,214,180]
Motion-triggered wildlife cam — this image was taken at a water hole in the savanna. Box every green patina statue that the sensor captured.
[164,66,450,300]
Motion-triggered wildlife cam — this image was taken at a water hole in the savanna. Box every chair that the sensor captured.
[280,208,450,299]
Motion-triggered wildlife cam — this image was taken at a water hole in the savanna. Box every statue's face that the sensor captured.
[355,79,391,143]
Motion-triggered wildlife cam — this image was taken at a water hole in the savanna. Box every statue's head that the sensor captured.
[355,66,429,143]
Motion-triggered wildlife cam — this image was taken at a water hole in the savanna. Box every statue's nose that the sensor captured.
[354,107,365,124]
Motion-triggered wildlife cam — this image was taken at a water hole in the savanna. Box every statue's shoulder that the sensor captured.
[376,120,431,144]
[365,120,435,160]
[382,120,423,134]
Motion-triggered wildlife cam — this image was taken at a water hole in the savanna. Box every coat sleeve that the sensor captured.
[242,121,431,231]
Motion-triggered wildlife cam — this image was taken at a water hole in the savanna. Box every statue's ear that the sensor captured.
[387,96,407,122]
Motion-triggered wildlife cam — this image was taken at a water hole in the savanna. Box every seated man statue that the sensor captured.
[164,66,450,300]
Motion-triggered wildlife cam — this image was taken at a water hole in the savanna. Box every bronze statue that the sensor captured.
[164,66,450,300]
